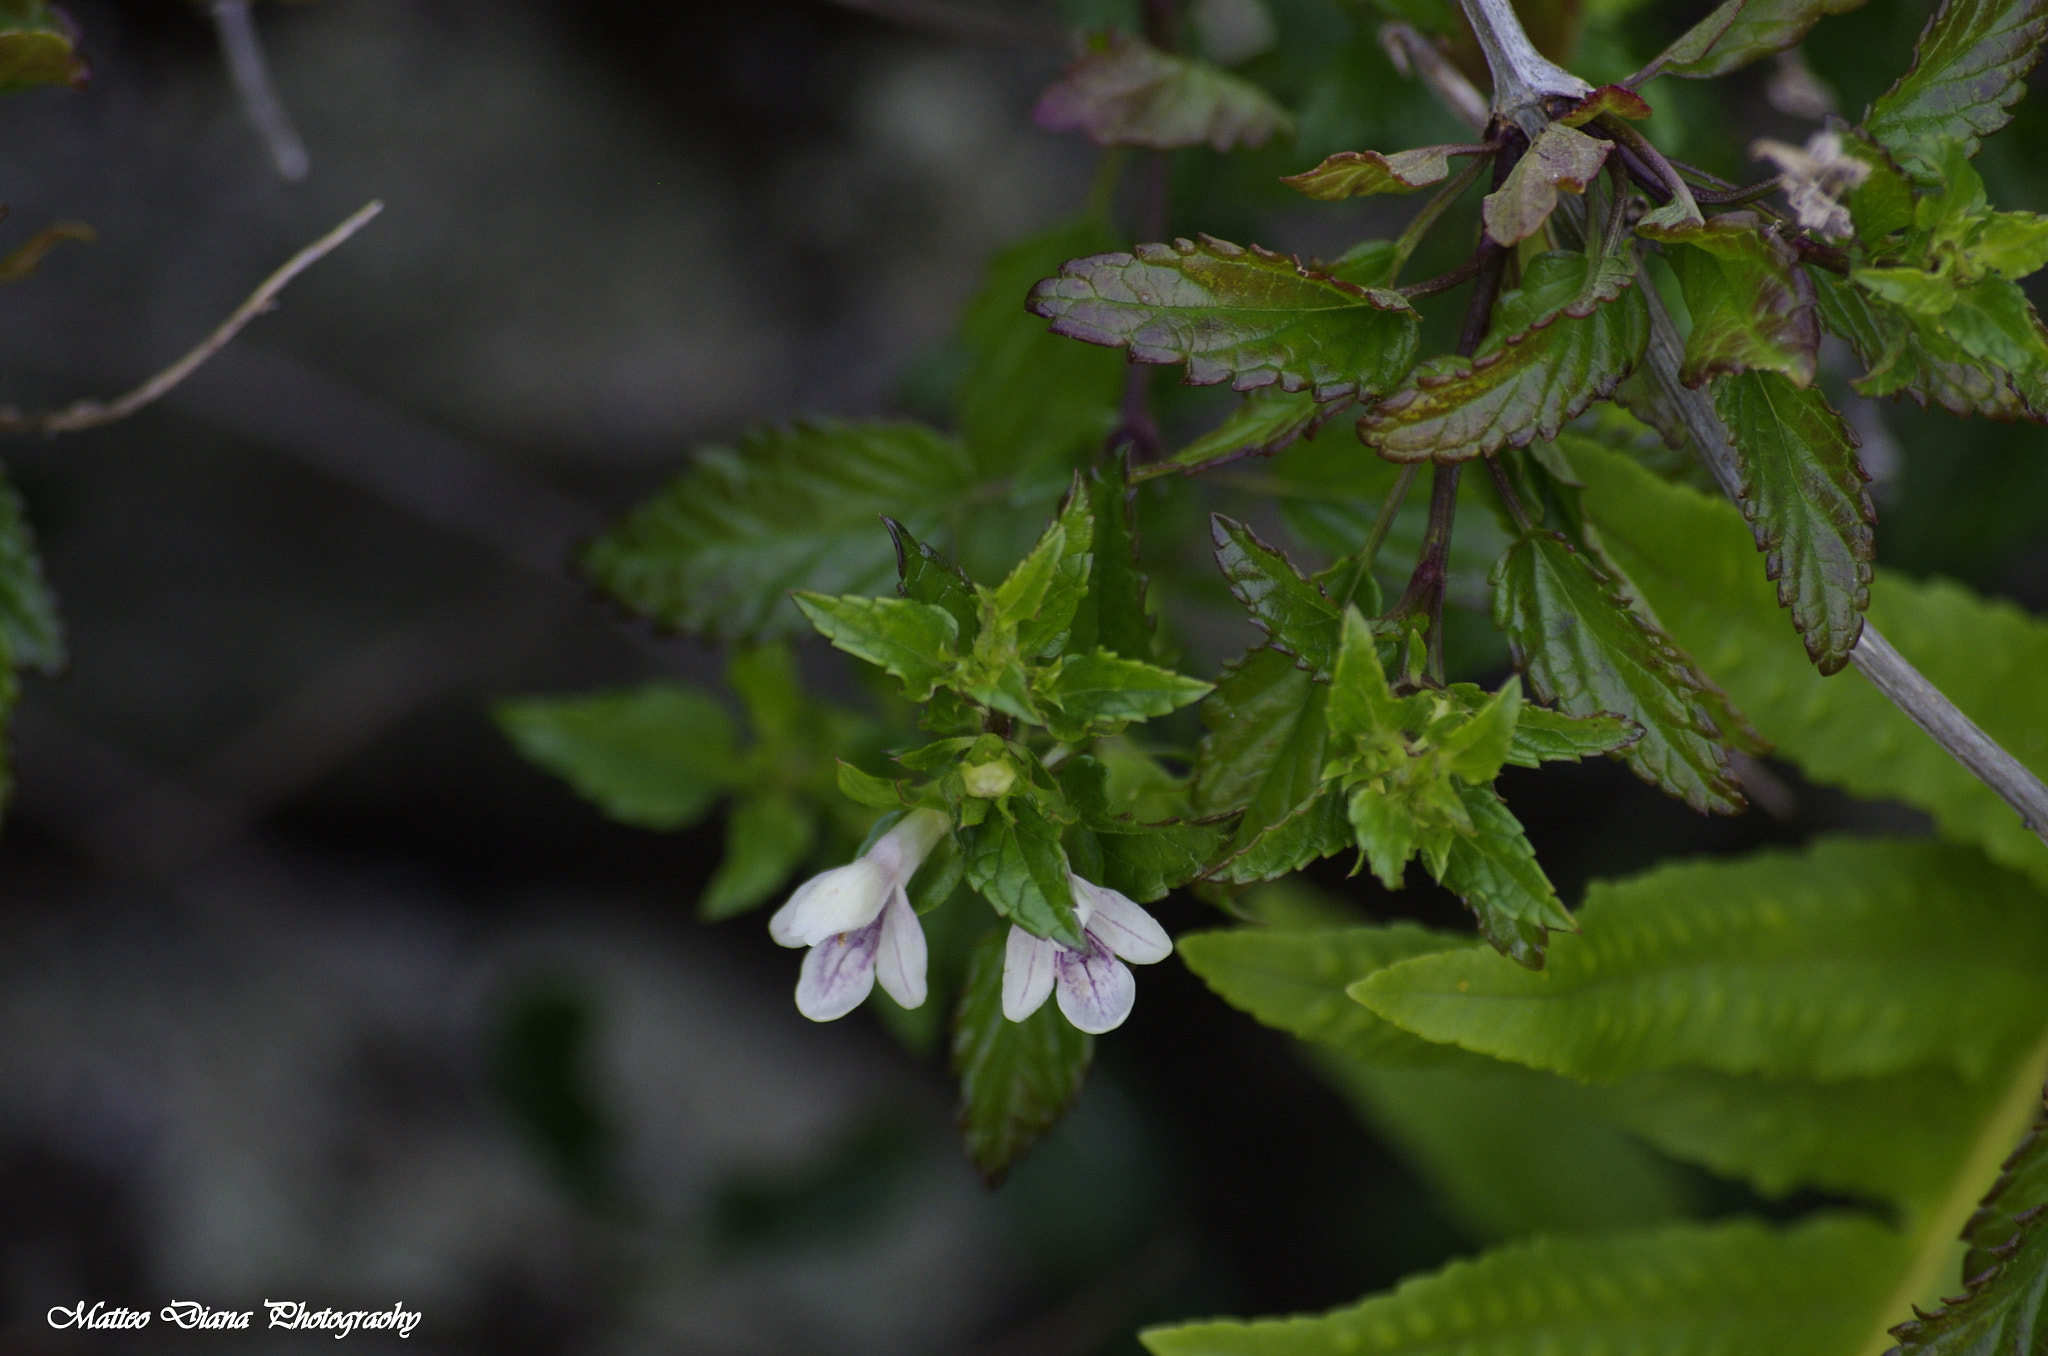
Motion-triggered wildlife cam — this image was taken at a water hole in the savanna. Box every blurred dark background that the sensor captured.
[0,0,2042,1352]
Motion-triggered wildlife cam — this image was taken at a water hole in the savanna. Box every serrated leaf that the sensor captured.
[1893,1101,2048,1354]
[1490,530,1743,814]
[1067,460,1154,660]
[1359,250,1649,462]
[957,221,1126,479]
[584,421,981,641]
[1154,388,1336,478]
[1434,783,1572,969]
[0,0,86,94]
[1028,235,1420,402]
[1142,1216,1905,1356]
[1280,144,1473,200]
[1635,0,1743,78]
[1867,0,2048,158]
[1192,647,1341,881]
[962,798,1084,948]
[1815,269,2030,418]
[1663,0,1870,80]
[1091,820,1232,903]
[1032,31,1293,152]
[886,518,979,641]
[1008,490,1095,660]
[1505,705,1640,766]
[1481,124,1611,247]
[1040,651,1211,739]
[1568,440,2048,891]
[1214,790,1351,883]
[835,760,904,810]
[793,593,960,700]
[1176,924,1486,1067]
[700,795,816,921]
[951,932,1092,1186]
[1647,212,1819,387]
[1555,84,1654,127]
[496,684,735,831]
[1356,838,2048,1083]
[1211,515,1341,672]
[1716,371,1874,673]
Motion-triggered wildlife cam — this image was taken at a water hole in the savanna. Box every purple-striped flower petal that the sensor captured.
[872,888,928,1009]
[770,859,890,948]
[1002,926,1058,1021]
[1072,877,1172,964]
[794,918,881,1021]
[1053,934,1137,1034]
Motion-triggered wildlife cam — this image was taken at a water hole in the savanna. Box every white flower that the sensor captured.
[1752,130,1869,241]
[769,808,948,1022]
[1001,875,1173,1034]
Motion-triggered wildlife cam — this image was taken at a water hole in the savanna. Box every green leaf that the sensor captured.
[956,221,1126,479]
[1893,1100,2048,1354]
[1028,234,1420,403]
[962,798,1085,948]
[1175,924,1487,1067]
[495,684,735,831]
[1280,144,1473,200]
[1153,388,1338,478]
[1480,124,1611,247]
[1316,1059,1700,1243]
[793,593,960,701]
[951,932,1093,1186]
[0,0,87,94]
[1505,705,1640,766]
[1142,1216,1905,1356]
[835,760,904,810]
[1194,647,1337,881]
[1211,515,1341,672]
[1066,460,1154,661]
[886,518,979,642]
[1040,651,1211,739]
[1358,250,1649,463]
[1092,820,1230,903]
[1814,269,2030,419]
[1716,371,1874,674]
[700,796,817,921]
[1435,782,1573,969]
[1663,0,1870,80]
[1647,212,1819,387]
[1490,530,1744,814]
[1005,490,1095,661]
[1568,441,2048,892]
[1032,30,1293,152]
[583,420,981,641]
[1355,838,2048,1083]
[1636,0,1744,78]
[1866,0,2048,158]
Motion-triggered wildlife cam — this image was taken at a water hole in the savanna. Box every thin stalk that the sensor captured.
[210,0,309,181]
[1399,253,1488,299]
[1391,155,1490,282]
[1597,112,1703,223]
[1692,179,1784,207]
[1383,464,1463,685]
[1334,464,1420,609]
[1485,456,1533,532]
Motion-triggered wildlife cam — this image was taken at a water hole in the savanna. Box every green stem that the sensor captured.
[1334,463,1419,609]
[1391,155,1490,283]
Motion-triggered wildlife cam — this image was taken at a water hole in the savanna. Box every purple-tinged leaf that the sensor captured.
[1716,372,1874,674]
[1028,235,1420,402]
[1555,84,1653,126]
[1641,212,1819,387]
[1033,31,1292,152]
[1359,250,1648,463]
[952,932,1092,1185]
[1281,144,1482,200]
[1867,0,2048,158]
[1482,123,1612,246]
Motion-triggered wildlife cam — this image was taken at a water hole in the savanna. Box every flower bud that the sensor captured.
[962,759,1016,799]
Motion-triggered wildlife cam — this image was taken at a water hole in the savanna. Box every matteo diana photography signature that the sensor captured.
[48,1301,423,1337]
